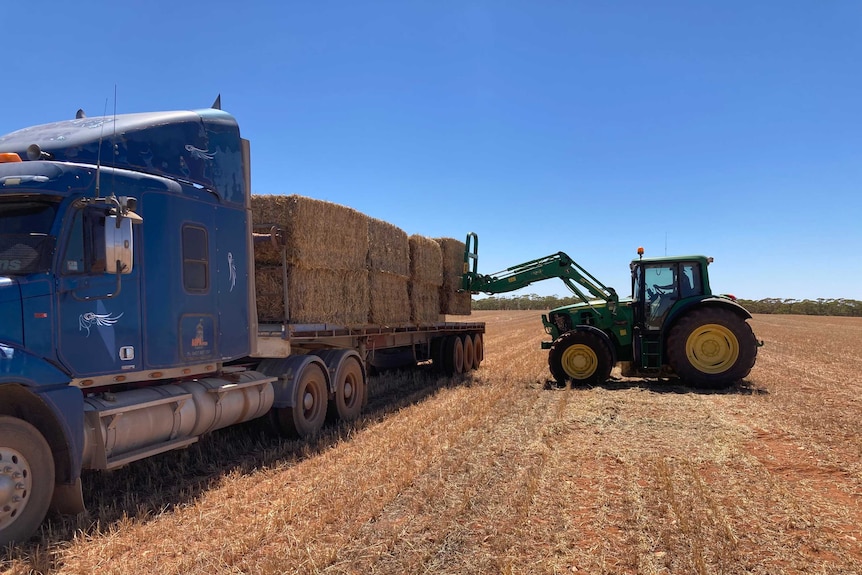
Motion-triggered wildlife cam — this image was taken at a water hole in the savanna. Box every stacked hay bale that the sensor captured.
[251,195,369,325]
[367,218,411,325]
[250,194,471,325]
[436,238,473,315]
[408,235,443,323]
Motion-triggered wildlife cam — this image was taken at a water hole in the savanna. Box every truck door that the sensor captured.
[55,205,143,378]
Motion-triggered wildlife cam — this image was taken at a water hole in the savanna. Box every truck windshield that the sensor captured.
[0,199,58,275]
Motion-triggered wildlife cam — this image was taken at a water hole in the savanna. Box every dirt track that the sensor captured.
[3,311,861,574]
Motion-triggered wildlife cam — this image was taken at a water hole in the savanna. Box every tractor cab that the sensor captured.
[629,252,715,372]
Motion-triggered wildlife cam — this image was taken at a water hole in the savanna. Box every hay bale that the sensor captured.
[369,271,410,325]
[409,281,441,323]
[436,238,472,315]
[251,194,368,270]
[255,266,369,325]
[368,218,409,276]
[408,235,443,286]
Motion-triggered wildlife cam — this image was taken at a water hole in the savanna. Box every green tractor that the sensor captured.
[461,233,759,388]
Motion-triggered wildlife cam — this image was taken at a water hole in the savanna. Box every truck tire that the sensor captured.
[473,334,484,368]
[272,362,329,438]
[462,334,475,372]
[0,416,55,547]
[548,330,612,386]
[442,335,464,376]
[332,355,365,422]
[667,308,757,389]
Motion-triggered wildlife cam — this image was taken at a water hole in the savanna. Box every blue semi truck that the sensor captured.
[0,106,484,545]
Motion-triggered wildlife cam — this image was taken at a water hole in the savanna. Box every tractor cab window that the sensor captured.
[0,199,58,275]
[644,264,678,330]
[62,207,108,275]
[680,262,702,298]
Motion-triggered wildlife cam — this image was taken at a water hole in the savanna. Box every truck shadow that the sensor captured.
[543,377,767,396]
[3,366,466,568]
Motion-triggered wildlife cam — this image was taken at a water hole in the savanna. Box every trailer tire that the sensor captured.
[274,362,329,438]
[462,335,475,372]
[0,416,55,547]
[472,334,484,369]
[442,336,464,376]
[667,308,757,389]
[333,356,365,422]
[548,330,612,386]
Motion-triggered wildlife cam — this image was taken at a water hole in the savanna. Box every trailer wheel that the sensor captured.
[0,417,55,547]
[273,362,329,438]
[462,334,475,372]
[333,356,365,422]
[473,334,484,368]
[667,308,757,389]
[442,335,464,376]
[548,331,612,386]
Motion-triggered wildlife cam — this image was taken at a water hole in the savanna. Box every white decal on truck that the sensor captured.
[79,312,124,336]
[185,145,215,160]
[228,252,237,292]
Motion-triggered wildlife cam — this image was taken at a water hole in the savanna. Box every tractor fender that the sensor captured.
[571,325,618,365]
[665,296,753,335]
[256,355,330,408]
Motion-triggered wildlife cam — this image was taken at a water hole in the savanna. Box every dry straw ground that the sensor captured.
[3,311,862,574]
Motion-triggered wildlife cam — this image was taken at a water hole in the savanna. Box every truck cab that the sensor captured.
[0,109,264,545]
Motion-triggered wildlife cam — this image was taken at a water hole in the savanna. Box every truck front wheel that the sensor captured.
[548,331,612,386]
[667,308,757,388]
[0,416,55,547]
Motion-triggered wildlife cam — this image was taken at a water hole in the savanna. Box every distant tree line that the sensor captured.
[735,298,861,317]
[473,295,862,317]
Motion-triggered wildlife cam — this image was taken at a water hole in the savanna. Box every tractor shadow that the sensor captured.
[543,376,767,396]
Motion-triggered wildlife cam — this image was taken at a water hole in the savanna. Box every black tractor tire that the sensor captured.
[667,307,758,389]
[548,330,613,386]
[0,416,55,547]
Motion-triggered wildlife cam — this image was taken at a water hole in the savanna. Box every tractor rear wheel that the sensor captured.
[548,330,612,386]
[667,308,757,388]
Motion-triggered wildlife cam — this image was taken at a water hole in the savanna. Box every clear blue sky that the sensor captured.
[3,1,859,300]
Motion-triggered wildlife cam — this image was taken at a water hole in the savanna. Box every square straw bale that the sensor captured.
[410,281,442,323]
[255,266,369,325]
[368,271,411,325]
[408,235,443,286]
[368,218,410,276]
[251,194,368,270]
[435,237,472,315]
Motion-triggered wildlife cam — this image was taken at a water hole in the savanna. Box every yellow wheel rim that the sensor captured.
[561,344,598,379]
[685,323,739,374]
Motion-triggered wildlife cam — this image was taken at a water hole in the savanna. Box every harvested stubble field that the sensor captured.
[3,311,862,574]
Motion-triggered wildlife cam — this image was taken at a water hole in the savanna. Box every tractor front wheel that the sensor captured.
[667,308,757,388]
[548,330,612,386]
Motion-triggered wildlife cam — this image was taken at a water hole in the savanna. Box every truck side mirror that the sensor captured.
[104,215,134,274]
